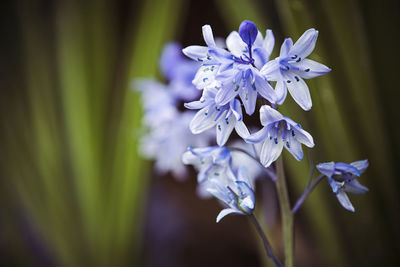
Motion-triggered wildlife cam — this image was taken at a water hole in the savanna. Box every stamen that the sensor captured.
[305,68,310,72]
[296,57,301,62]
[295,76,299,82]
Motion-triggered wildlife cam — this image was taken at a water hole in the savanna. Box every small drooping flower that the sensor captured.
[246,105,314,167]
[261,29,331,110]
[182,21,280,116]
[317,160,369,212]
[206,167,255,222]
[182,146,232,184]
[185,87,249,146]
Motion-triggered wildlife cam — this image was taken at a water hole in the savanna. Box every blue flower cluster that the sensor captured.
[136,19,370,225]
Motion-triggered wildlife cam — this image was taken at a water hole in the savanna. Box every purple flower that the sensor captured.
[245,105,314,167]
[182,22,280,116]
[206,167,255,222]
[185,87,249,146]
[317,160,369,212]
[261,29,331,110]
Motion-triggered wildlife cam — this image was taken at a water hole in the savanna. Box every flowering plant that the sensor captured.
[136,20,369,267]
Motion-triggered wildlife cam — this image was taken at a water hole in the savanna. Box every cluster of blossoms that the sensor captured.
[136,19,370,266]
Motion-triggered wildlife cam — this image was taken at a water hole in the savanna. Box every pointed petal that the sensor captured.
[274,80,287,105]
[284,135,304,161]
[260,58,281,80]
[184,100,209,110]
[344,179,369,194]
[239,83,257,115]
[259,105,283,126]
[192,65,218,89]
[226,31,247,57]
[263,29,275,58]
[335,163,361,177]
[260,137,284,167]
[182,45,209,61]
[235,120,250,139]
[328,177,343,194]
[350,159,369,174]
[254,73,276,102]
[202,25,216,47]
[280,38,293,57]
[216,208,243,223]
[245,127,269,143]
[284,74,312,111]
[336,191,355,212]
[215,81,239,106]
[290,29,318,59]
[230,98,242,121]
[317,162,335,177]
[292,59,331,79]
[216,114,235,146]
[293,127,314,147]
[189,106,218,134]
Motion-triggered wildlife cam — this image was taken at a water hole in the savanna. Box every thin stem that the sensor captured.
[249,214,283,267]
[228,147,276,181]
[275,156,294,267]
[292,174,325,214]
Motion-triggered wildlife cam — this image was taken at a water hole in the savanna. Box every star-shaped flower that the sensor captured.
[245,105,314,167]
[261,29,331,110]
[317,160,369,212]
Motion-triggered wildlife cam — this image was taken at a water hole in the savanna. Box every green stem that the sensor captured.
[275,156,294,267]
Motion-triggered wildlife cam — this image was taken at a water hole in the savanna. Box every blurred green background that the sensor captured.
[1,0,400,266]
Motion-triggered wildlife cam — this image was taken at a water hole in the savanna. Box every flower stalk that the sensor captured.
[275,156,294,267]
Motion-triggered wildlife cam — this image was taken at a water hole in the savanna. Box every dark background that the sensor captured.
[1,0,400,266]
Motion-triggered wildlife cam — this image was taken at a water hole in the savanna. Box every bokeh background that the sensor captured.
[1,0,400,266]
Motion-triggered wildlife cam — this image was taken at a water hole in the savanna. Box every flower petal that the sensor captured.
[284,73,312,111]
[260,105,283,126]
[260,59,281,81]
[184,100,209,110]
[245,126,269,143]
[254,73,276,102]
[202,25,216,47]
[216,208,244,223]
[230,98,242,121]
[239,82,257,115]
[335,162,361,177]
[317,162,335,177]
[344,179,369,194]
[260,137,284,167]
[336,191,355,212]
[292,59,331,79]
[284,135,304,161]
[280,38,293,57]
[192,65,218,89]
[189,106,218,134]
[235,120,250,139]
[182,45,208,61]
[226,31,247,57]
[350,159,369,174]
[216,114,235,146]
[215,80,239,106]
[290,28,318,59]
[274,79,288,105]
[263,29,275,58]
[293,127,314,147]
